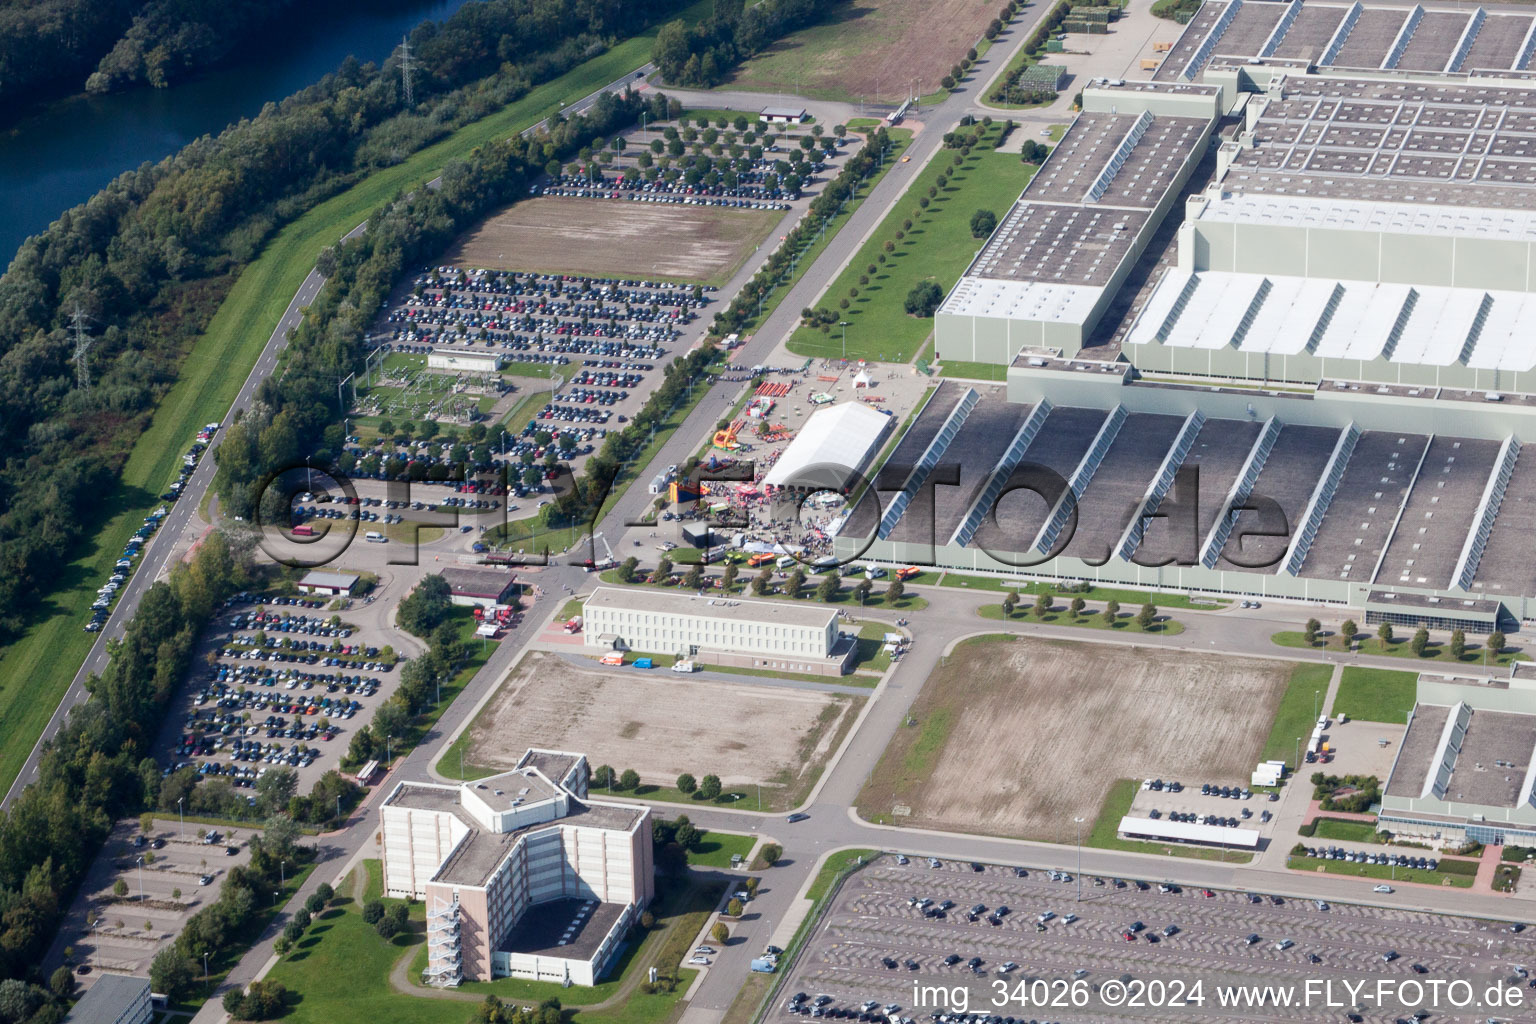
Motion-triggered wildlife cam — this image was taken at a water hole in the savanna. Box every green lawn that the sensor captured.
[937,359,1008,380]
[1085,779,1252,863]
[596,570,930,611]
[0,2,715,798]
[1272,630,1528,667]
[269,861,717,1024]
[1286,854,1474,888]
[689,830,758,869]
[787,126,1034,363]
[978,602,1184,635]
[1260,663,1334,767]
[1333,667,1419,725]
[935,572,1228,610]
[1310,817,1380,843]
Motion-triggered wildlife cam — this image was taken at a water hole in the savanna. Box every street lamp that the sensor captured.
[1074,817,1085,902]
[202,951,210,981]
[1314,689,1321,722]
[387,734,395,764]
[178,797,184,839]
[305,455,312,492]
[136,856,144,902]
[839,321,849,361]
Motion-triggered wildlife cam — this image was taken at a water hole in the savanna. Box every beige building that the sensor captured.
[380,749,653,987]
[582,587,855,676]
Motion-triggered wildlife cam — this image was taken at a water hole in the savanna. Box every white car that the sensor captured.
[1373,884,1394,893]
[694,946,716,955]
[687,955,710,966]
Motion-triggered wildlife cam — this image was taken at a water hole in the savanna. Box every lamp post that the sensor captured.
[387,734,395,764]
[1074,817,1085,902]
[1314,689,1321,722]
[306,455,312,492]
[203,951,210,981]
[178,797,184,839]
[136,856,144,902]
[839,321,849,361]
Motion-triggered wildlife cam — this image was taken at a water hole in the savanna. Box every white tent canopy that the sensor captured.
[763,402,891,490]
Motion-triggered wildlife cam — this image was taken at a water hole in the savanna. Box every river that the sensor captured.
[0,0,471,269]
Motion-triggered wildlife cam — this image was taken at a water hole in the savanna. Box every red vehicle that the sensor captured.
[291,524,315,537]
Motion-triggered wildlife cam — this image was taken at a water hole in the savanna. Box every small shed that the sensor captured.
[760,105,807,123]
[297,570,360,597]
[439,567,519,609]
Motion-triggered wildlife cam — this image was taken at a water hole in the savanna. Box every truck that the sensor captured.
[600,652,625,666]
[895,565,922,581]
[749,958,777,974]
[632,657,654,669]
[671,660,696,674]
[747,552,776,568]
[563,616,583,634]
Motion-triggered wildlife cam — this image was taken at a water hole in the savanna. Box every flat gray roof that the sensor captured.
[517,749,583,784]
[1375,437,1501,590]
[1298,431,1429,584]
[1386,703,1451,799]
[65,974,149,1024]
[299,570,359,589]
[1445,708,1536,808]
[584,587,835,629]
[439,566,517,598]
[499,897,627,962]
[468,768,563,812]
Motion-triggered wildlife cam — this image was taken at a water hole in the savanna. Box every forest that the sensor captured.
[0,0,686,645]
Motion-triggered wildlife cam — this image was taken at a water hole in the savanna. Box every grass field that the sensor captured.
[937,571,1229,610]
[937,359,1007,380]
[0,1,714,798]
[1333,667,1419,725]
[787,125,1033,363]
[1259,664,1335,767]
[445,197,780,287]
[727,0,1003,103]
[857,634,1293,839]
[1310,817,1379,843]
[689,830,758,869]
[1286,853,1475,888]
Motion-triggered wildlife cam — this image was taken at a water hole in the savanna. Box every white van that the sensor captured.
[776,555,797,569]
[365,531,387,543]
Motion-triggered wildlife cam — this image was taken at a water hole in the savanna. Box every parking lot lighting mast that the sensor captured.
[178,796,184,838]
[840,321,849,361]
[136,855,144,901]
[1074,817,1085,901]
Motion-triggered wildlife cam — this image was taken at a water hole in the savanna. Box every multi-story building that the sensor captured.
[380,748,652,987]
[581,587,855,676]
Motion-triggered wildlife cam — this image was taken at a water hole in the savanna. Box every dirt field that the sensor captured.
[858,636,1293,839]
[464,652,859,797]
[728,0,1001,103]
[444,198,780,284]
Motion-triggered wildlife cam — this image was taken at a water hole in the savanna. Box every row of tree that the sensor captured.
[652,0,837,87]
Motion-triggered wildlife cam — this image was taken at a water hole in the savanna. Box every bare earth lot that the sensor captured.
[466,652,857,791]
[444,197,780,283]
[728,0,1000,102]
[859,636,1293,839]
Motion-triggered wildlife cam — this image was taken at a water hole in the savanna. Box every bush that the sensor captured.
[362,900,384,925]
[760,843,783,866]
[677,773,697,795]
[904,281,944,317]
[699,774,722,800]
[726,898,745,917]
[970,208,998,238]
[619,768,641,791]
[375,916,399,940]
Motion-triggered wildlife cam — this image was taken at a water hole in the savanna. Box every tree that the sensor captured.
[594,764,615,789]
[1377,622,1394,644]
[362,900,385,925]
[150,946,195,1000]
[886,579,904,605]
[1102,598,1120,625]
[256,766,298,816]
[711,922,730,945]
[786,569,805,600]
[1033,591,1053,618]
[1489,630,1507,655]
[904,281,944,317]
[726,898,745,917]
[375,915,399,940]
[699,774,722,800]
[817,573,839,603]
[759,843,783,866]
[855,579,873,605]
[114,878,128,898]
[619,768,641,791]
[1303,618,1320,646]
[1341,619,1358,646]
[721,563,739,592]
[1411,627,1430,657]
[1137,602,1157,630]
[140,812,156,835]
[396,573,452,636]
[677,773,697,795]
[970,208,998,238]
[683,564,703,590]
[656,555,674,578]
[315,882,335,905]
[752,567,772,595]
[49,965,74,1000]
[1002,592,1017,618]
[1068,596,1085,619]
[617,557,638,583]
[1450,628,1466,661]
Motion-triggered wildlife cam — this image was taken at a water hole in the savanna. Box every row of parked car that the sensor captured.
[569,370,644,389]
[783,993,905,1022]
[416,268,711,307]
[538,402,612,424]
[1300,846,1439,870]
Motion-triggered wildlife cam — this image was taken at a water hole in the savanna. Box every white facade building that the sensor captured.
[380,748,652,987]
[427,348,503,374]
[583,587,840,660]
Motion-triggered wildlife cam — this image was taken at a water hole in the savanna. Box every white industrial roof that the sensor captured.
[762,402,891,490]
[1199,191,1536,243]
[940,276,1104,323]
[1118,815,1261,848]
[299,571,360,589]
[1128,270,1536,371]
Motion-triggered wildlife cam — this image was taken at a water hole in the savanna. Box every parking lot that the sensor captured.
[778,854,1536,1022]
[50,818,253,981]
[1126,778,1283,839]
[152,590,405,798]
